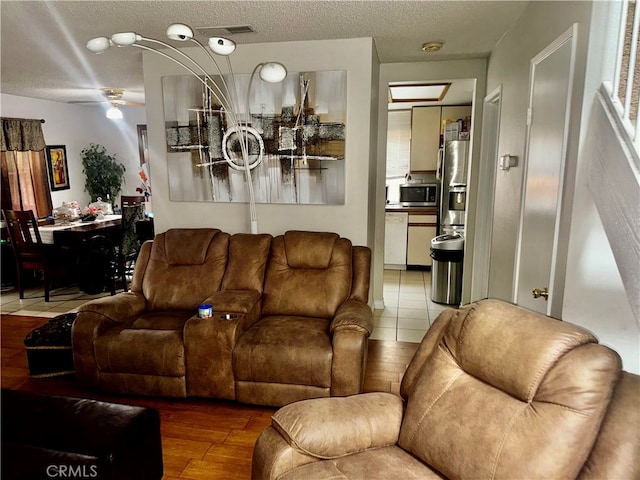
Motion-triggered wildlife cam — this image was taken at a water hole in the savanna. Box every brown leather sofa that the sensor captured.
[72,229,372,407]
[2,388,163,480]
[252,299,640,480]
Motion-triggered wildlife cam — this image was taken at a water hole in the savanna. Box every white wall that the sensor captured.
[1,94,146,208]
[376,59,487,309]
[485,1,639,373]
[563,0,639,373]
[142,38,377,248]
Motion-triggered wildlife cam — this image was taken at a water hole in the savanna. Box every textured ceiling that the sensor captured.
[0,1,528,105]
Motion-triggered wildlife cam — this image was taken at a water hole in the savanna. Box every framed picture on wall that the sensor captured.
[45,145,70,191]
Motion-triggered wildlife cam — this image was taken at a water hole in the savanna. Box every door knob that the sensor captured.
[532,287,549,300]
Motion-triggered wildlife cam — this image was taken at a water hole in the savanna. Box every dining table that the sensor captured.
[37,215,122,248]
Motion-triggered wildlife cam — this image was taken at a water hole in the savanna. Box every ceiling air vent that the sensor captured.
[195,25,256,37]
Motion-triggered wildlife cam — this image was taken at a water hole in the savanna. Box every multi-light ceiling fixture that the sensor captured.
[86,24,288,234]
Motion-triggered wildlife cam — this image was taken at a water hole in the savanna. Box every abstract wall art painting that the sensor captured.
[162,70,347,205]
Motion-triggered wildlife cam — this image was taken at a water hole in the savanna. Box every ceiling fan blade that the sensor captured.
[67,100,144,107]
[67,88,144,107]
[68,100,107,105]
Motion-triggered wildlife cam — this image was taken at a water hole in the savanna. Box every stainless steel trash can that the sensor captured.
[430,233,464,305]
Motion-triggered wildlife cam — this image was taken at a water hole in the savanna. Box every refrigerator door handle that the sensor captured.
[436,148,444,180]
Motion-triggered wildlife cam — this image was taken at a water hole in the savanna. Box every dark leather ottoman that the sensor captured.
[1,389,163,480]
[23,313,76,378]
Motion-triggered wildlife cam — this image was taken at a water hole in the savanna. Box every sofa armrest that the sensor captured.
[252,426,318,480]
[73,293,146,387]
[77,291,147,322]
[270,392,403,459]
[330,299,373,335]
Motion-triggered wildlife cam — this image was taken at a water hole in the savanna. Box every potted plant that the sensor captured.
[81,144,126,203]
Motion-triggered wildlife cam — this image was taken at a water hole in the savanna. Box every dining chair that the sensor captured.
[118,204,145,291]
[1,209,67,302]
[77,234,117,296]
[120,195,145,207]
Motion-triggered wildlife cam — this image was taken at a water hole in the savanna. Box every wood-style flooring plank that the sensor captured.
[1,313,419,479]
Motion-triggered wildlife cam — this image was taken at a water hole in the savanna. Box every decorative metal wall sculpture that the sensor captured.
[163,70,347,204]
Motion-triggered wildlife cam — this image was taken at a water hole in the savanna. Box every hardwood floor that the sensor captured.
[0,314,419,480]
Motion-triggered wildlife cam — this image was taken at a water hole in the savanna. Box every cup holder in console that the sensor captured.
[220,313,238,320]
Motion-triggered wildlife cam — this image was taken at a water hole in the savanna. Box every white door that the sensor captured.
[514,26,576,316]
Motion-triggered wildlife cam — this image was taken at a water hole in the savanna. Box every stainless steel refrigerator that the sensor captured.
[437,140,469,234]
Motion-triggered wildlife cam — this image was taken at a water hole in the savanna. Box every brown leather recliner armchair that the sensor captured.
[252,299,640,479]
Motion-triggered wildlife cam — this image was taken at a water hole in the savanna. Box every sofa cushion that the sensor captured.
[282,231,339,269]
[142,229,229,311]
[262,232,352,318]
[221,233,272,293]
[164,228,219,265]
[94,311,191,377]
[130,310,193,330]
[398,299,621,480]
[234,316,332,387]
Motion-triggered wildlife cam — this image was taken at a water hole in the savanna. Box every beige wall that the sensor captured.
[142,38,377,249]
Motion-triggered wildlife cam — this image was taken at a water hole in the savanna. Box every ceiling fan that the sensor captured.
[69,88,144,107]
[68,88,144,119]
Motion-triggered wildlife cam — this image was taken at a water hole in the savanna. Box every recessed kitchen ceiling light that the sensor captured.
[195,25,256,37]
[422,42,443,53]
[388,83,451,103]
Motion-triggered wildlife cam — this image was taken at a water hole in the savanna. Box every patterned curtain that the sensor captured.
[1,118,46,152]
[0,118,52,217]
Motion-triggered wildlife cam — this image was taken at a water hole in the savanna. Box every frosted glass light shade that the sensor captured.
[86,37,111,54]
[208,37,236,56]
[259,62,287,83]
[106,105,123,119]
[110,32,140,47]
[166,24,193,41]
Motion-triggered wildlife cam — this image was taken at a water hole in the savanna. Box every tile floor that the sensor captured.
[0,284,116,318]
[1,269,453,343]
[373,269,451,342]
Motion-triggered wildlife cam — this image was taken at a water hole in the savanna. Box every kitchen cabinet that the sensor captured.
[407,214,438,267]
[410,107,441,172]
[441,106,472,127]
[410,106,472,172]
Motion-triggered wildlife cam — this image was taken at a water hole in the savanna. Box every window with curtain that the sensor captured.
[386,110,411,203]
[386,110,411,179]
[0,117,53,218]
[611,0,639,151]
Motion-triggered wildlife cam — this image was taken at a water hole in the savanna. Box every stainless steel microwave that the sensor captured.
[399,183,439,206]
